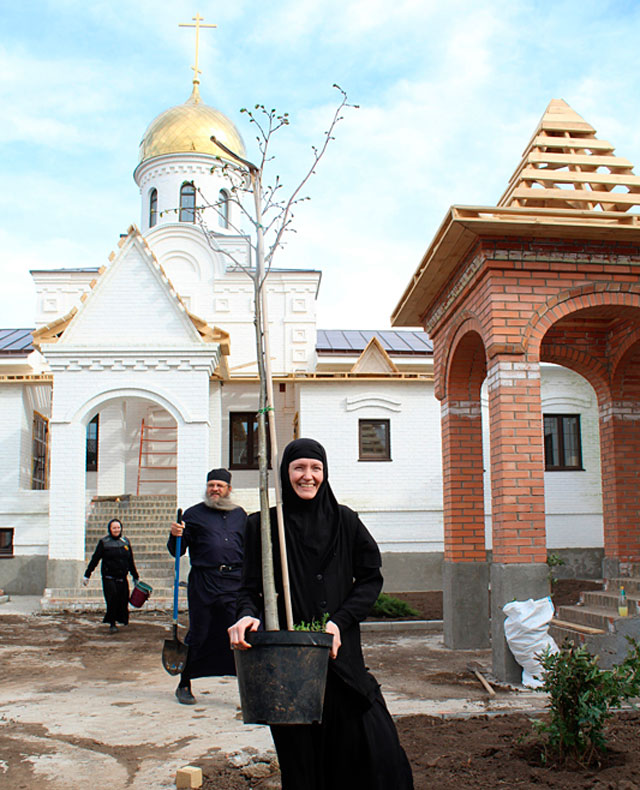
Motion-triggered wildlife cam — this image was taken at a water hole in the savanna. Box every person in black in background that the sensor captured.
[168,468,246,705]
[83,518,139,633]
[229,438,413,790]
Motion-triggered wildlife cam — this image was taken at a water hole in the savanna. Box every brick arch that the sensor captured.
[441,313,488,401]
[611,339,640,399]
[523,284,640,361]
[540,345,611,405]
[611,328,640,392]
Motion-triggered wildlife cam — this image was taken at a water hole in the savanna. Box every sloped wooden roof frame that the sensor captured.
[392,99,640,327]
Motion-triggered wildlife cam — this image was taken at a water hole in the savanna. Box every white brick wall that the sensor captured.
[482,365,603,550]
[97,401,127,496]
[49,420,86,561]
[297,380,442,552]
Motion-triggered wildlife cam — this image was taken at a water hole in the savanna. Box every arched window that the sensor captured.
[218,188,230,228]
[149,188,158,228]
[179,182,196,222]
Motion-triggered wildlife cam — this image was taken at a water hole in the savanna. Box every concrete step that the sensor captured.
[606,577,640,595]
[581,590,640,615]
[87,527,172,534]
[555,604,619,632]
[41,581,187,612]
[549,620,606,648]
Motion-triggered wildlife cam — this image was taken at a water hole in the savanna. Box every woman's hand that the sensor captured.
[228,616,260,650]
[325,620,341,659]
[82,577,90,587]
[170,520,185,537]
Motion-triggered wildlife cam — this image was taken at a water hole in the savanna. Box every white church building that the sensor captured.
[0,75,604,603]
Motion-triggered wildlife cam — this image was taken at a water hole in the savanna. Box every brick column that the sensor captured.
[441,397,489,648]
[600,399,640,577]
[486,358,549,681]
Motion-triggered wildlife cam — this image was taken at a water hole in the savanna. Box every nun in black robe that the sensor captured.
[232,438,413,790]
[84,518,139,630]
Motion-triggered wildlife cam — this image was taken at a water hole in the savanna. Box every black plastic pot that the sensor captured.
[235,630,334,724]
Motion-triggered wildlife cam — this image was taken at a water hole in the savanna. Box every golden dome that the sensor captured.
[138,85,246,165]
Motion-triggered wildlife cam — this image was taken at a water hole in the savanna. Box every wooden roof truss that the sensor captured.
[498,99,640,213]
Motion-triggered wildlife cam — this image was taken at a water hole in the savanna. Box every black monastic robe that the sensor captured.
[168,502,246,678]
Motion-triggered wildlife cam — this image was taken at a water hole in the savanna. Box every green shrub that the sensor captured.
[293,612,329,632]
[546,552,566,586]
[371,593,420,619]
[532,639,640,766]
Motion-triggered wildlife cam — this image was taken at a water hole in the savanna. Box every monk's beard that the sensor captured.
[203,490,238,511]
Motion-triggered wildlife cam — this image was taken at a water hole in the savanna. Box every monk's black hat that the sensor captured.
[207,468,231,484]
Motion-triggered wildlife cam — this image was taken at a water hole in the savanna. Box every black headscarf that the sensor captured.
[280,438,339,565]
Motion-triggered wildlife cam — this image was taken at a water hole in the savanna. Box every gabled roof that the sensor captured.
[34,226,225,350]
[499,99,640,212]
[317,329,432,355]
[350,336,399,374]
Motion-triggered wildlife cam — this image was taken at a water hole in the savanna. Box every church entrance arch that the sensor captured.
[80,395,178,499]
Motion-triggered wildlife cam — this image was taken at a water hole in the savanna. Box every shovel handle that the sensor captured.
[173,508,183,624]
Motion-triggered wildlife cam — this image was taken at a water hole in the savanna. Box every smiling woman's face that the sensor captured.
[109,520,122,537]
[288,458,324,500]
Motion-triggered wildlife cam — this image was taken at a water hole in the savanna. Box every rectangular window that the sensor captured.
[0,528,14,558]
[229,412,271,470]
[31,412,49,490]
[359,419,391,461]
[543,414,583,471]
[86,414,99,472]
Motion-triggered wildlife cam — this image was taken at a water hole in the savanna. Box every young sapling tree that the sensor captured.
[194,86,356,631]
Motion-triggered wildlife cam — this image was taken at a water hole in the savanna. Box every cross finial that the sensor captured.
[179,12,217,89]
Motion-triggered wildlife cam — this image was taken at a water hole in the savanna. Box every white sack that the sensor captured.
[503,596,558,688]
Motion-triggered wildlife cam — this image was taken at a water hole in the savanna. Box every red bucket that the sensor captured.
[129,580,152,608]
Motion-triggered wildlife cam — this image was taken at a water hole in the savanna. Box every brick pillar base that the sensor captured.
[490,563,550,683]
[443,561,490,648]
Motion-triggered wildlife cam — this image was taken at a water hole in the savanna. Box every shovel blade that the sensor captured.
[162,637,188,675]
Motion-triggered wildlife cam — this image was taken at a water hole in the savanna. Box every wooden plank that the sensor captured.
[529,152,633,168]
[510,186,640,206]
[540,119,597,133]
[532,135,614,151]
[552,618,605,635]
[519,167,640,187]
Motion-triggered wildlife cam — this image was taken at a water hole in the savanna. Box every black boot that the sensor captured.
[175,684,196,705]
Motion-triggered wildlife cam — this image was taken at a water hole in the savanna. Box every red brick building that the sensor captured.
[392,100,640,679]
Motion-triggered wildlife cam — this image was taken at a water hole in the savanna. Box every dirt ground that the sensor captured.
[3,580,637,790]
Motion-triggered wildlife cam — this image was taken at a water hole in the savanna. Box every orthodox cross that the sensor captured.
[179,12,217,86]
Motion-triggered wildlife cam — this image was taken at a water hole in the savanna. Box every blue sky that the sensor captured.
[2,0,640,330]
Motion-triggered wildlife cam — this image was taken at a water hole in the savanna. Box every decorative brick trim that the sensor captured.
[486,360,540,392]
[424,248,484,333]
[600,401,640,422]
[440,400,481,418]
